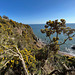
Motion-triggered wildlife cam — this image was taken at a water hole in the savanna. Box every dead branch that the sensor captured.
[0,56,14,70]
[15,46,29,75]
[41,67,47,74]
[48,70,60,75]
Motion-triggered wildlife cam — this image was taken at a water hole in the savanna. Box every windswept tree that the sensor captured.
[40,19,75,75]
[41,19,75,57]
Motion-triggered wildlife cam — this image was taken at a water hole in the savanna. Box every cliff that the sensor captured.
[0,16,43,50]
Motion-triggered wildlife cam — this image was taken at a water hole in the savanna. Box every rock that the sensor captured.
[71,45,75,50]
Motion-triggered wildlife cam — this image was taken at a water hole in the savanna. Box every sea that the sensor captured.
[29,24,75,56]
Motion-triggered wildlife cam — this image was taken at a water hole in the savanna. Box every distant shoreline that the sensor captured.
[37,37,75,57]
[30,24,75,57]
[58,51,75,57]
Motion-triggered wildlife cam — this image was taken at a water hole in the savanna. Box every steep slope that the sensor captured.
[0,16,40,50]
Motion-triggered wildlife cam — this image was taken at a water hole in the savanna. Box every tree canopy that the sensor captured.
[41,19,75,54]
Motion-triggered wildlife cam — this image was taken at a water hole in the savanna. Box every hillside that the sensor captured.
[0,16,75,75]
[0,16,43,50]
[0,16,44,75]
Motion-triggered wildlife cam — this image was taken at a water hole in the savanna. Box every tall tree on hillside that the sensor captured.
[41,19,75,57]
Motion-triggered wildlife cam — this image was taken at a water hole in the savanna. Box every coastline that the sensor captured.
[34,34,75,57]
[37,38,75,57]
[58,51,75,57]
[36,38,46,48]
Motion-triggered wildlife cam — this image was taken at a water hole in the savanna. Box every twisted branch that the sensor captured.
[58,34,75,45]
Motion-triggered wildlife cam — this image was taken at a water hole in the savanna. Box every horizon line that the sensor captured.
[26,23,75,24]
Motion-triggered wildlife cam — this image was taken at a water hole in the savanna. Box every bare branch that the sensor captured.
[0,56,14,70]
[41,67,47,74]
[48,70,60,75]
[56,33,58,38]
[58,34,75,45]
[61,62,69,70]
[49,36,51,42]
[8,49,19,56]
[15,46,29,75]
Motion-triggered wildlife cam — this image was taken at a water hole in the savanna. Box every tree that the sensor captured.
[40,19,75,75]
[41,19,75,57]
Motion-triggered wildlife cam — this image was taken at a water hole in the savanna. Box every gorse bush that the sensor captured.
[0,45,37,74]
[0,16,39,75]
[0,16,38,50]
[20,48,37,73]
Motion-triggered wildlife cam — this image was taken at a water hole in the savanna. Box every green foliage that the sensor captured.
[10,19,16,27]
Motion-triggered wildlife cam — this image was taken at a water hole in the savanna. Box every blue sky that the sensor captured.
[0,0,75,24]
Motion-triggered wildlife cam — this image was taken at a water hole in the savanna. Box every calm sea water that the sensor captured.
[29,24,75,56]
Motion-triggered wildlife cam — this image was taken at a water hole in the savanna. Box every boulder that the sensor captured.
[71,45,75,50]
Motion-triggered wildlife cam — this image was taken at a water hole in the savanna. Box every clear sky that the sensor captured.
[0,0,75,24]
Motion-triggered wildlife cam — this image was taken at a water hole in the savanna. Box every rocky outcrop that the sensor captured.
[71,45,75,50]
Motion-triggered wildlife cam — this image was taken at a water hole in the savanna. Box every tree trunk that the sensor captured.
[21,58,29,75]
